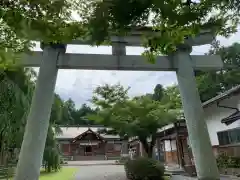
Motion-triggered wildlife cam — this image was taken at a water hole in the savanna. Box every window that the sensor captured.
[217,128,240,146]
[217,131,230,145]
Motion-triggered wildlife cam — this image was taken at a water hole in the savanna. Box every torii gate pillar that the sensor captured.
[14,44,66,180]
[174,46,220,180]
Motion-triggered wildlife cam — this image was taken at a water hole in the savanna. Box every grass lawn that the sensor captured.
[7,167,78,180]
[164,176,170,180]
[39,167,78,180]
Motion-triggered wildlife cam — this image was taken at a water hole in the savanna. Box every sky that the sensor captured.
[33,29,240,108]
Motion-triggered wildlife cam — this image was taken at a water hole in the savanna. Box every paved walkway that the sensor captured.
[72,161,237,180]
[67,160,116,166]
[171,175,238,180]
[75,165,126,180]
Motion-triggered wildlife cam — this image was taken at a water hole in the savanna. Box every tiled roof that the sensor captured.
[221,111,240,125]
[203,85,240,107]
[55,127,120,140]
[202,85,240,125]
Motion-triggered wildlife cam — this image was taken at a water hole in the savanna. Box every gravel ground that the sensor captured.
[74,163,237,180]
[75,165,127,180]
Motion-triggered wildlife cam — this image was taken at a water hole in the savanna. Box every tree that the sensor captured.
[0,1,81,46]
[152,84,164,101]
[147,84,182,109]
[77,0,239,56]
[71,104,98,125]
[196,42,240,102]
[0,66,67,172]
[162,85,182,109]
[147,43,240,105]
[0,68,34,164]
[42,126,61,173]
[89,84,178,157]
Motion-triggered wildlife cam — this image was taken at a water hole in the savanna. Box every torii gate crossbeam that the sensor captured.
[20,52,223,71]
[14,30,221,180]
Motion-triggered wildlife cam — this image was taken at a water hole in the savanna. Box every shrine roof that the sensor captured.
[203,85,240,107]
[55,126,120,140]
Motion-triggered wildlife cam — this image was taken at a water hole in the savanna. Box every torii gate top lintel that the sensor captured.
[20,29,223,71]
[69,28,215,47]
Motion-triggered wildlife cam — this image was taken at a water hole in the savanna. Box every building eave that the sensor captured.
[202,85,240,108]
[221,111,240,125]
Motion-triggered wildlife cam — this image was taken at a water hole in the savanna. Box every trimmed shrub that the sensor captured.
[124,157,165,180]
[116,156,131,164]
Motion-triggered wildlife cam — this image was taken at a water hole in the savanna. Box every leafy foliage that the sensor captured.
[0,68,64,170]
[152,84,164,101]
[196,42,240,102]
[125,157,165,180]
[77,0,240,56]
[0,0,87,66]
[217,154,240,169]
[89,84,178,157]
[157,42,240,104]
[0,0,84,44]
[149,84,182,109]
[1,0,239,64]
[43,127,61,172]
[0,68,33,164]
[56,99,99,126]
[0,65,99,170]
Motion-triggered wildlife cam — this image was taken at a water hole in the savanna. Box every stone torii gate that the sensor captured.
[14,29,223,180]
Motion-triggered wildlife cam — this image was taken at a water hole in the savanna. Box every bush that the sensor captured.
[217,154,229,168]
[43,147,61,172]
[116,156,131,164]
[124,157,165,180]
[217,154,240,168]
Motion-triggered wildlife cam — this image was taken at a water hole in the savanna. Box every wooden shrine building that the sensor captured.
[55,126,123,161]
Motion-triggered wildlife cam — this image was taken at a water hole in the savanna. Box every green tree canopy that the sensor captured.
[1,0,239,60]
[88,84,178,157]
[196,42,240,102]
[152,84,164,101]
[77,0,239,55]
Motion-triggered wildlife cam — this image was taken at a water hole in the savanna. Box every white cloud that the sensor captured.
[33,29,240,108]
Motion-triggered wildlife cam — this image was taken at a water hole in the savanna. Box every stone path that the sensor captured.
[74,163,238,180]
[75,165,126,180]
[171,175,238,180]
[67,160,116,166]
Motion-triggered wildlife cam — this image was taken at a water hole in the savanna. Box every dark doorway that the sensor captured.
[85,146,92,155]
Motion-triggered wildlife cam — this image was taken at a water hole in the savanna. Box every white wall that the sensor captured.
[164,140,177,152]
[204,93,240,146]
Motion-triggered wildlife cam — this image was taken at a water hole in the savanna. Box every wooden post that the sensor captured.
[170,139,173,164]
[175,122,184,168]
[68,143,71,155]
[163,140,166,165]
